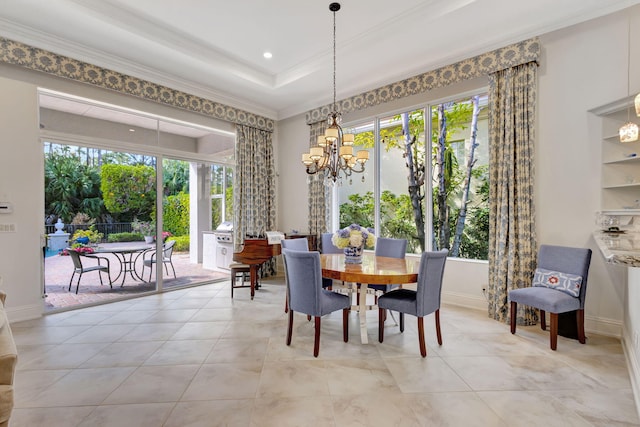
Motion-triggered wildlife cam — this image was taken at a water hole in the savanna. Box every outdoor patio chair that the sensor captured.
[67,249,112,294]
[142,240,177,282]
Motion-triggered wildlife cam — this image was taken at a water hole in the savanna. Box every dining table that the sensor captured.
[320,253,420,344]
[94,243,154,286]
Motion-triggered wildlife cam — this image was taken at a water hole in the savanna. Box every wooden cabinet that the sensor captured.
[593,97,640,211]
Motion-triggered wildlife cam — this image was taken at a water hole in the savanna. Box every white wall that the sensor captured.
[0,76,44,321]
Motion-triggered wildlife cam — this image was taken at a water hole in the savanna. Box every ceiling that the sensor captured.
[1,0,638,121]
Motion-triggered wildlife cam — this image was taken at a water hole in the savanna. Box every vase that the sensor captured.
[344,245,364,264]
[144,235,154,244]
[76,236,90,245]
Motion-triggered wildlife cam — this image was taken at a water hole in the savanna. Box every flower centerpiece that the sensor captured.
[332,224,376,264]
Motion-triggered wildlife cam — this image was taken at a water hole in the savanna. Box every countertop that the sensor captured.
[593,231,640,267]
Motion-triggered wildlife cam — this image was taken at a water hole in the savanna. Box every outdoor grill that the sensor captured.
[214,221,233,243]
[214,221,234,270]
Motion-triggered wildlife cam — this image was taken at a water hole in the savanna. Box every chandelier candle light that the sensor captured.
[301,2,369,185]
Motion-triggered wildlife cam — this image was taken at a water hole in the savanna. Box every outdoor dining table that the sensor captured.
[94,243,154,286]
[320,253,420,344]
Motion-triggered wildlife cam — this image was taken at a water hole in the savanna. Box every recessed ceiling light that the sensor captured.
[263,52,273,59]
[129,128,135,132]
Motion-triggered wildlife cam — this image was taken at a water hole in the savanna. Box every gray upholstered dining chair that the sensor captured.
[371,237,408,294]
[281,238,311,314]
[282,249,350,357]
[321,233,342,254]
[368,237,407,318]
[67,249,112,294]
[321,232,344,289]
[377,249,448,357]
[509,244,592,351]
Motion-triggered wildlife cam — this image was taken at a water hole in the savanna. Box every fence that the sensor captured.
[44,222,133,242]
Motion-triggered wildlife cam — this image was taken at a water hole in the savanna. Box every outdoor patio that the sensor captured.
[44,242,229,311]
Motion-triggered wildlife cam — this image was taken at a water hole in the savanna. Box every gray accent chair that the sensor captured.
[282,249,350,357]
[509,244,592,351]
[67,249,112,294]
[377,249,448,357]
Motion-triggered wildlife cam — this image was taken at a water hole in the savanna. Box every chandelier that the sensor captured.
[301,2,369,184]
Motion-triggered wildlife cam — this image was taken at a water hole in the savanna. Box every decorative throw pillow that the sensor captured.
[532,268,582,297]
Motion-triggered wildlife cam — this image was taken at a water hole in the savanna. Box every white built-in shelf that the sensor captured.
[600,209,640,215]
[603,183,640,189]
[604,156,640,164]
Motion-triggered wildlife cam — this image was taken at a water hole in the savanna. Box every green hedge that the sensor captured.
[107,232,143,242]
[168,235,189,252]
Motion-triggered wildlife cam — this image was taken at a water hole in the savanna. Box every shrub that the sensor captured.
[108,232,143,242]
[131,218,154,236]
[71,226,103,243]
[168,235,189,252]
[163,192,189,236]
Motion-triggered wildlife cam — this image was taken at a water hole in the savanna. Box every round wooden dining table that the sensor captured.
[320,253,420,344]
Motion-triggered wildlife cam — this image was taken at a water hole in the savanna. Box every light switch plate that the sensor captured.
[0,224,16,233]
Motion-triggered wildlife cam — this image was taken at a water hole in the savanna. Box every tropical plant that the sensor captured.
[44,145,104,222]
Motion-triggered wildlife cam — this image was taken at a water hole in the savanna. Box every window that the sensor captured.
[334,92,489,260]
[211,164,234,227]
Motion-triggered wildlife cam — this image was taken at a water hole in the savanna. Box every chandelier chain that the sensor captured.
[333,6,337,112]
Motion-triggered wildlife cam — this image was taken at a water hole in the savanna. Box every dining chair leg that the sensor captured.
[75,274,82,294]
[577,309,585,344]
[510,301,517,334]
[314,316,321,357]
[68,272,76,293]
[550,312,558,351]
[286,309,294,346]
[307,315,311,322]
[378,308,385,343]
[399,312,404,333]
[540,309,546,330]
[284,296,288,313]
[417,316,427,357]
[343,308,349,342]
[435,309,442,345]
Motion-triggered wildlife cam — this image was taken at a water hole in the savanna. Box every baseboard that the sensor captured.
[443,291,623,337]
[585,315,622,338]
[442,291,487,311]
[6,303,42,323]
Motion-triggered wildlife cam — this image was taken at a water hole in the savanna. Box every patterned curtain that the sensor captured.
[234,124,276,276]
[487,62,538,325]
[308,121,330,245]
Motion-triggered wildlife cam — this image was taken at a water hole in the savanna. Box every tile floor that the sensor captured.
[9,277,640,426]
